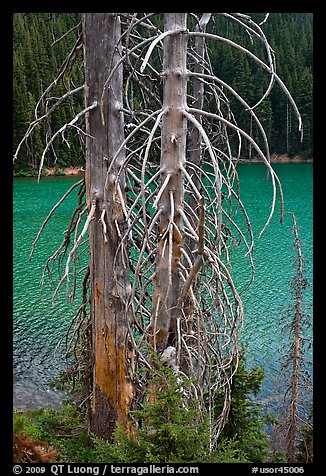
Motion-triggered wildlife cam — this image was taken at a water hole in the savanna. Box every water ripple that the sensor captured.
[13,166,313,409]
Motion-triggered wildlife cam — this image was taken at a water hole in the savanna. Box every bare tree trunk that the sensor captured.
[84,13,132,440]
[185,14,210,337]
[151,13,188,354]
[189,14,210,170]
[286,213,303,462]
[287,313,300,463]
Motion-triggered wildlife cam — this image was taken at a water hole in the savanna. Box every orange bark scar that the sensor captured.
[94,326,115,408]
[94,325,133,426]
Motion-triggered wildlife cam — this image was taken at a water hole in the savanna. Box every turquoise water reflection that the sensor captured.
[13,164,312,406]
[232,163,312,404]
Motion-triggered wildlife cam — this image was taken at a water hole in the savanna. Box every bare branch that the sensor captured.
[13,86,84,162]
[52,199,96,305]
[186,106,282,236]
[34,32,83,119]
[38,101,97,181]
[140,29,184,73]
[51,21,82,46]
[187,30,302,135]
[29,179,84,260]
[259,13,270,25]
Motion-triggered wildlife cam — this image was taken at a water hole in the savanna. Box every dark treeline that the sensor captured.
[206,13,313,159]
[13,13,84,172]
[13,13,313,173]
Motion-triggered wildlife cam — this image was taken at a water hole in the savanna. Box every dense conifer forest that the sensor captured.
[13,13,313,174]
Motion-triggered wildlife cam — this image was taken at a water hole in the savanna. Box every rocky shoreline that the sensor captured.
[43,166,84,176]
[13,377,70,411]
[14,154,312,178]
[45,154,312,176]
[238,153,313,163]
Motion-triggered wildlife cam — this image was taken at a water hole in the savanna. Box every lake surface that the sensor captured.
[232,163,313,408]
[13,163,313,409]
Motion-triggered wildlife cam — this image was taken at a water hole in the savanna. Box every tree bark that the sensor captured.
[286,214,303,462]
[184,14,210,332]
[189,15,209,171]
[151,13,188,354]
[83,13,132,440]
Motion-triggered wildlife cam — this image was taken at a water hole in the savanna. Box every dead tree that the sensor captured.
[14,13,303,444]
[150,13,188,353]
[83,13,133,439]
[273,212,312,462]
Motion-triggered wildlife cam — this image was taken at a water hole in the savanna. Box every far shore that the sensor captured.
[46,154,313,176]
[14,154,312,178]
[236,153,313,164]
[43,166,84,176]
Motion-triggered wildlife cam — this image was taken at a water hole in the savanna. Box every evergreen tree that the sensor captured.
[13,13,313,170]
[13,13,313,169]
[295,67,313,157]
[13,13,84,172]
[92,358,250,463]
[213,351,271,462]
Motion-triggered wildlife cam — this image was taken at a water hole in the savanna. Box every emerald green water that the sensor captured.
[13,164,313,407]
[13,176,84,405]
[232,163,313,403]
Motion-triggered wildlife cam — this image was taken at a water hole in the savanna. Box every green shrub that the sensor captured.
[213,350,271,462]
[93,360,211,463]
[295,404,313,463]
[13,405,93,462]
[209,438,249,463]
[13,168,39,177]
[13,353,274,463]
[91,358,252,463]
[53,167,66,176]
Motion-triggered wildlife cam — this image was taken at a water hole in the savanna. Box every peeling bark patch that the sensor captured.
[95,282,101,302]
[116,345,134,427]
[93,326,133,432]
[94,327,116,409]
